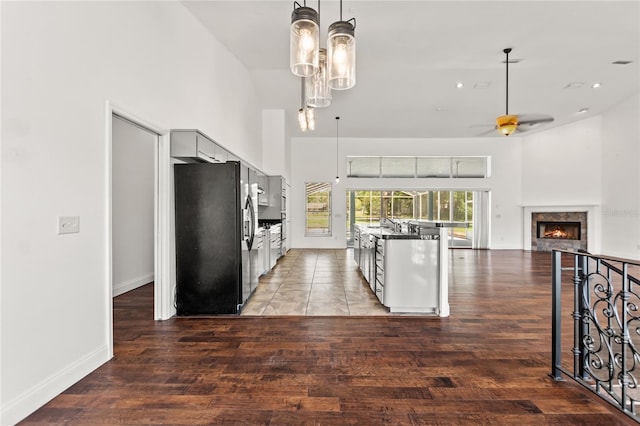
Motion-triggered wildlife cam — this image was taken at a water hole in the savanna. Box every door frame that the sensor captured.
[105,101,173,357]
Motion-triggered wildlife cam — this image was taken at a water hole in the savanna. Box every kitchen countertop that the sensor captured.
[356,225,440,240]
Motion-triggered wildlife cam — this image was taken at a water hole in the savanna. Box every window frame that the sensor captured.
[304,182,332,237]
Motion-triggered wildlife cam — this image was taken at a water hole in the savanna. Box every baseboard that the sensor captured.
[113,273,154,297]
[1,344,110,425]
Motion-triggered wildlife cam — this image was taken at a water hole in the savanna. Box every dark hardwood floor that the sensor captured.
[20,249,636,425]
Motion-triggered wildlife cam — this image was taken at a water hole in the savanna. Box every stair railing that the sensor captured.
[551,249,640,422]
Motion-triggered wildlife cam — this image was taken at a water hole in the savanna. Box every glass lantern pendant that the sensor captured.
[327,20,356,90]
[306,48,332,108]
[290,2,319,77]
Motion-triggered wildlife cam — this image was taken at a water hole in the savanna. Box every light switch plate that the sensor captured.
[58,216,80,234]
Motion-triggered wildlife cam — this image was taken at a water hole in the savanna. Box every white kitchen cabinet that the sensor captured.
[257,172,269,206]
[259,176,285,219]
[170,129,228,163]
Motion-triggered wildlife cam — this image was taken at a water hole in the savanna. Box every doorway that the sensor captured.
[112,115,156,297]
[107,105,173,357]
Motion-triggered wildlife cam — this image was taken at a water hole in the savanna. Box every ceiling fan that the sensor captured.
[494,47,554,136]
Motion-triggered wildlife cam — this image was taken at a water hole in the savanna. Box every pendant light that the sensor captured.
[496,48,518,136]
[298,107,315,132]
[327,0,356,90]
[306,107,315,131]
[306,1,331,108]
[306,48,332,107]
[335,116,340,183]
[298,78,315,132]
[290,1,319,77]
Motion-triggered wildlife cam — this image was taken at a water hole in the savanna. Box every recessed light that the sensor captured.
[474,82,490,89]
[456,82,464,89]
[565,82,584,89]
[592,82,601,88]
[578,108,589,114]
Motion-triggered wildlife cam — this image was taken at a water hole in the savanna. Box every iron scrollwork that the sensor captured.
[551,250,640,421]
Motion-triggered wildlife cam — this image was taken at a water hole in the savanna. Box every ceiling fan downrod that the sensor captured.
[504,47,511,115]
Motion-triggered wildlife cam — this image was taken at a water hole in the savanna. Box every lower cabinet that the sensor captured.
[354,226,448,316]
[382,239,440,313]
[269,224,281,269]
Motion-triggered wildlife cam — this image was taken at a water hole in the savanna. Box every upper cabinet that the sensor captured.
[257,172,269,206]
[170,130,228,163]
[170,129,286,220]
[259,176,286,220]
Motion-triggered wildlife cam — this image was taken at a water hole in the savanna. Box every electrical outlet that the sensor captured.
[58,216,80,234]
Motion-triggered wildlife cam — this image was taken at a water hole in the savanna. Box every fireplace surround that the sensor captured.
[522,205,597,252]
[531,212,587,252]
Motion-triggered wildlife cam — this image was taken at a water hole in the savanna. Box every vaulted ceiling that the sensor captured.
[182,1,639,138]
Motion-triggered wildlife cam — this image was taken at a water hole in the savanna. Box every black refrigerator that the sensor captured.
[174,161,259,315]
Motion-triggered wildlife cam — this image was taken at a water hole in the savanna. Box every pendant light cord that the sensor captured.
[335,116,340,180]
[340,0,343,21]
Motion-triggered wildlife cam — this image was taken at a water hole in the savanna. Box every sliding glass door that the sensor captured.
[346,189,489,249]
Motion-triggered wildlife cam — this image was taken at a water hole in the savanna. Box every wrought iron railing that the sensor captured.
[551,249,640,422]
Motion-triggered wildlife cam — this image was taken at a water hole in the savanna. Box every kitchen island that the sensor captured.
[354,223,449,316]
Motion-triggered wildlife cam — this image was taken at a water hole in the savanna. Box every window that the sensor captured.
[346,156,489,178]
[305,182,331,236]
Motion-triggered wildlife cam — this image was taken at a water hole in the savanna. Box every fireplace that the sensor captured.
[537,221,581,240]
[531,212,587,252]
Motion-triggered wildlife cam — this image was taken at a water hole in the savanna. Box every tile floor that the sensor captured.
[241,248,389,316]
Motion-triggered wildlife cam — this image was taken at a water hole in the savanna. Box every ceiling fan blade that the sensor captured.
[517,114,555,126]
[475,126,498,136]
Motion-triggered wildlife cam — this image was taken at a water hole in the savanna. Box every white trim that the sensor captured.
[105,106,114,359]
[157,132,176,320]
[438,227,450,317]
[522,205,600,253]
[0,345,110,425]
[105,101,173,338]
[113,272,155,297]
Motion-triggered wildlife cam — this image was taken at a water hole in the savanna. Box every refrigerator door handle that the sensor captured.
[248,195,256,250]
[245,195,256,250]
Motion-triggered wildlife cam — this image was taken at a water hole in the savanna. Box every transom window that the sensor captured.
[346,156,489,178]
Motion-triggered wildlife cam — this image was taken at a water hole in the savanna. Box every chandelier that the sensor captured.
[291,0,356,131]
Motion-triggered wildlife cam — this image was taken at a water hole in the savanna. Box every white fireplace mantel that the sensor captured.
[522,204,600,252]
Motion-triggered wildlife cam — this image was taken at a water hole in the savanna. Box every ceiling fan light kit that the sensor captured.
[496,114,519,136]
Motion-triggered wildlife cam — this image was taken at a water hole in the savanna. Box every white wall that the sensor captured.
[521,116,602,206]
[600,93,640,258]
[0,2,261,424]
[112,116,155,296]
[261,109,287,178]
[520,117,604,252]
[291,136,523,249]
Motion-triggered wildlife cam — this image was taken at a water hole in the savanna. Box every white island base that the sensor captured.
[381,228,449,316]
